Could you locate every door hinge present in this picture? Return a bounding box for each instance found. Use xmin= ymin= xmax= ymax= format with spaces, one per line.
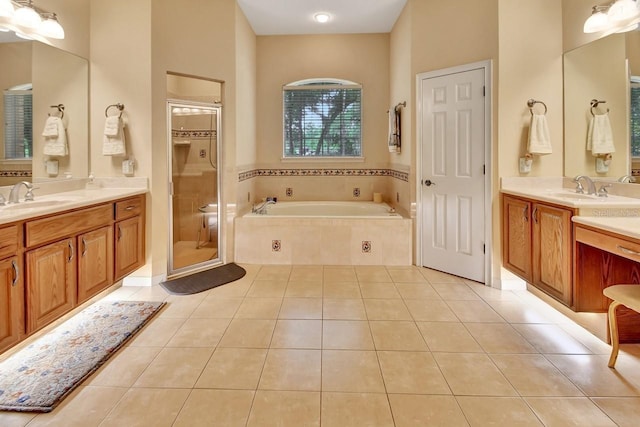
xmin=483 ymin=244 xmax=485 ymax=254
xmin=482 ymin=85 xmax=486 ymax=97
xmin=483 ymin=164 xmax=486 ymax=175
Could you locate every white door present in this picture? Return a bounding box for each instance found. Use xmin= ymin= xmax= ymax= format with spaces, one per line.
xmin=420 ymin=67 xmax=486 ymax=282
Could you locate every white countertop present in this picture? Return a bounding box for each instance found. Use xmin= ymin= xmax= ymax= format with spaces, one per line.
xmin=572 ymin=216 xmax=640 ymax=241
xmin=0 ymin=178 xmax=147 ymax=225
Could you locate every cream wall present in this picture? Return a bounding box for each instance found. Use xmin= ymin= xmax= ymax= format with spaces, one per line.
xmin=39 ymin=0 xmax=90 ymax=59
xmin=497 ymin=0 xmax=564 ymax=178
xmin=256 ymin=34 xmax=390 ymax=169
xmin=564 ymin=34 xmax=628 ymax=178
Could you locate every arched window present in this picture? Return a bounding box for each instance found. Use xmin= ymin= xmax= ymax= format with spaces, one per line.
xmin=283 ymin=78 xmax=362 ymax=158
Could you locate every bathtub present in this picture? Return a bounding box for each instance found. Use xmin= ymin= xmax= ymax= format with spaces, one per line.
xmin=246 ymin=201 xmax=402 ymax=218
xmin=235 ymin=201 xmax=412 ymax=265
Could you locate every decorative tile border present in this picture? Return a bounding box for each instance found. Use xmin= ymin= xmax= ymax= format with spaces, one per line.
xmin=0 ymin=170 xmax=32 ymax=178
xmin=238 ymin=168 xmax=409 ymax=182
xmin=171 ymin=129 xmax=216 ymax=139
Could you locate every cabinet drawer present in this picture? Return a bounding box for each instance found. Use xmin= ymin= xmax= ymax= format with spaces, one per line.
xmin=0 ymin=225 xmax=18 ymax=259
xmin=26 ymin=204 xmax=113 ymax=248
xmin=115 ymin=197 xmax=143 ymax=221
xmin=576 ymin=226 xmax=640 ymax=264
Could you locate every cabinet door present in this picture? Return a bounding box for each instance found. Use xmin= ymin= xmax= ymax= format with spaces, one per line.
xmin=115 ymin=216 xmax=144 ymax=281
xmin=26 ymin=239 xmax=76 ymax=334
xmin=502 ymin=195 xmax=532 ymax=281
xmin=532 ymin=203 xmax=572 ymax=306
xmin=0 ymin=257 xmax=24 ymax=353
xmin=77 ymin=226 xmax=114 ymax=304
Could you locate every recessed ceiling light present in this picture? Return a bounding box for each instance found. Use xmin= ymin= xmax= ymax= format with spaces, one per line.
xmin=314 ymin=13 xmax=331 ymax=24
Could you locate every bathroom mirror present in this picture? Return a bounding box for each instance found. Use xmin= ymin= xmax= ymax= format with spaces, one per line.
xmin=0 ymin=38 xmax=89 ymax=185
xmin=564 ymin=31 xmax=640 ymax=179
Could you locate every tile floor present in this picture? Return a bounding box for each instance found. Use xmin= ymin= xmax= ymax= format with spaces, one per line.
xmin=2 ymin=264 xmax=640 ymax=426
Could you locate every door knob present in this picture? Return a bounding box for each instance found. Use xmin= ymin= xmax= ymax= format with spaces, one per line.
xmin=423 ymin=179 xmax=436 ymax=187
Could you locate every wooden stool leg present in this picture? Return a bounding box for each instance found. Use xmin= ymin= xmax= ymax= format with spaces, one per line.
xmin=608 ymin=301 xmax=622 ymax=368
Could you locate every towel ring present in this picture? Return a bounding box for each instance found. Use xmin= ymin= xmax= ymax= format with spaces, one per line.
xmin=105 ymin=103 xmax=125 ymax=118
xmin=48 ymin=104 xmax=64 ymax=118
xmin=590 ymin=99 xmax=609 ymax=116
xmin=527 ymin=99 xmax=547 ymax=115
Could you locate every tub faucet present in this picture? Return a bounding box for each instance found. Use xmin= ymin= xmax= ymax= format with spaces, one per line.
xmin=618 ymin=175 xmax=637 ymax=183
xmin=8 ymin=181 xmax=34 ymax=203
xmin=252 ymin=200 xmax=275 ymax=214
xmin=573 ymin=175 xmax=596 ymax=195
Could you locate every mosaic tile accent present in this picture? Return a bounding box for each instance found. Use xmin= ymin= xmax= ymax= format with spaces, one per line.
xmin=0 ymin=170 xmax=32 ymax=178
xmin=238 ymin=168 xmax=409 ymax=182
xmin=171 ymin=129 xmax=216 ymax=139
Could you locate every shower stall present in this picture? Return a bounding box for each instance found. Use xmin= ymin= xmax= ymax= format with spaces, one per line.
xmin=167 ymin=100 xmax=222 ymax=277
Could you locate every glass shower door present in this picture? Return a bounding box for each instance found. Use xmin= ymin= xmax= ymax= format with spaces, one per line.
xmin=167 ymin=101 xmax=221 ymax=276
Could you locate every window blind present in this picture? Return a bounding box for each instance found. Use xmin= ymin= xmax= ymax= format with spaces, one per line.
xmin=283 ymin=84 xmax=361 ymax=157
xmin=632 ymin=86 xmax=640 ymax=158
xmin=3 ymin=90 xmax=33 ymax=159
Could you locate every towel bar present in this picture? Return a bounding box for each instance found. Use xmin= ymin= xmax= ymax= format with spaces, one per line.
xmin=526 ymin=99 xmax=547 ymax=115
xmin=48 ymin=104 xmax=64 ymax=118
xmin=590 ymin=99 xmax=609 ymax=116
xmin=105 ymin=103 xmax=125 ymax=118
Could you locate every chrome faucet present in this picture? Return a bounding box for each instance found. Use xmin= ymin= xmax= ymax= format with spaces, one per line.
xmin=573 ymin=175 xmax=597 ymax=195
xmin=618 ymin=175 xmax=637 ymax=183
xmin=8 ymin=181 xmax=34 ymax=203
xmin=252 ymin=200 xmax=275 ymax=214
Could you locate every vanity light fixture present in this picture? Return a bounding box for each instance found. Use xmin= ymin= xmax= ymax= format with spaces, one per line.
xmin=0 ymin=0 xmax=64 ymax=40
xmin=584 ymin=0 xmax=640 ymax=33
xmin=314 ymin=12 xmax=331 ymax=24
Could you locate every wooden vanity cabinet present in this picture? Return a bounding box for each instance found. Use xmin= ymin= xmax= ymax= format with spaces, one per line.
xmin=114 ymin=196 xmax=145 ymax=281
xmin=0 ymin=225 xmax=24 ymax=354
xmin=26 ymin=238 xmax=76 ymax=333
xmin=502 ymin=194 xmax=575 ymax=306
xmin=77 ymin=226 xmax=114 ymax=304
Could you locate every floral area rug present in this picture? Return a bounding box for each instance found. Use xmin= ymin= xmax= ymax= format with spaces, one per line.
xmin=0 ymin=300 xmax=164 ymax=412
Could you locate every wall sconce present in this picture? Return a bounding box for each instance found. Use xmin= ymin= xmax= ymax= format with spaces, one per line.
xmin=584 ymin=0 xmax=640 ymax=33
xmin=0 ymin=0 xmax=65 ymax=40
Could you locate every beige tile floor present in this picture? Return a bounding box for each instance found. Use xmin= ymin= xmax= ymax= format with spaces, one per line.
xmin=2 ymin=264 xmax=640 ymax=426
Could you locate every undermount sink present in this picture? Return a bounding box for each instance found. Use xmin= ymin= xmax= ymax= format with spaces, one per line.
xmin=547 ymin=192 xmax=598 ymax=200
xmin=1 ymin=200 xmax=70 ymax=211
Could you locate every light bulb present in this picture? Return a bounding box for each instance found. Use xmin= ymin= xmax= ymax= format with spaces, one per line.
xmin=14 ymin=5 xmax=41 ymax=29
xmin=608 ymin=0 xmax=638 ymax=22
xmin=314 ymin=13 xmax=330 ymax=23
xmin=0 ymin=0 xmax=13 ymax=19
xmin=583 ymin=8 xmax=609 ymax=33
xmin=40 ymin=15 xmax=64 ymax=39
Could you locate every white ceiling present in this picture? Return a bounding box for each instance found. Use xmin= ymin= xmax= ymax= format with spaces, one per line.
xmin=236 ymin=0 xmax=408 ymax=35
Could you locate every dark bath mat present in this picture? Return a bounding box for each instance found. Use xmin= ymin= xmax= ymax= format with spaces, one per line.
xmin=160 ymin=263 xmax=246 ymax=295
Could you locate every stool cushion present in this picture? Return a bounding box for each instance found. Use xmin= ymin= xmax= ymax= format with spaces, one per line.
xmin=603 ymin=285 xmax=640 ymax=313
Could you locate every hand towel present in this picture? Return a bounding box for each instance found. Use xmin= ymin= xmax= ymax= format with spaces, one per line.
xmin=527 ymin=114 xmax=552 ymax=155
xmin=103 ymin=116 xmax=120 ymax=137
xmin=41 ymin=116 xmax=60 ymax=137
xmin=587 ymin=114 xmax=615 ymax=156
xmin=42 ymin=117 xmax=68 ymax=157
xmin=102 ymin=117 xmax=126 ymax=156
xmin=388 ymin=107 xmax=401 ymax=153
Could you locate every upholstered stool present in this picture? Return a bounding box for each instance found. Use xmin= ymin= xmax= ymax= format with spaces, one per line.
xmin=603 ymin=284 xmax=640 ymax=368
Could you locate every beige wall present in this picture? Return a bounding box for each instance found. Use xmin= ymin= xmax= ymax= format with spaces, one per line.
xmin=39 ymin=0 xmax=90 ymax=59
xmin=564 ymin=34 xmax=628 ymax=178
xmin=256 ymin=34 xmax=390 ymax=169
xmin=498 ymin=0 xmax=564 ymax=178
xmin=562 ymin=0 xmax=603 ymax=53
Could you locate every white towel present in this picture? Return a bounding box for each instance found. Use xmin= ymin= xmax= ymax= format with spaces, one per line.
xmin=587 ymin=114 xmax=615 ymax=156
xmin=388 ymin=107 xmax=400 ymax=153
xmin=42 ymin=117 xmax=68 ymax=157
xmin=102 ymin=117 xmax=126 ymax=156
xmin=41 ymin=116 xmax=60 ymax=137
xmin=527 ymin=114 xmax=552 ymax=155
xmin=103 ymin=116 xmax=120 ymax=137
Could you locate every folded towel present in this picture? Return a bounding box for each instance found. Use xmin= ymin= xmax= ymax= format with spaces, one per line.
xmin=388 ymin=107 xmax=401 ymax=153
xmin=587 ymin=114 xmax=615 ymax=156
xmin=104 ymin=116 xmax=120 ymax=137
xmin=102 ymin=116 xmax=126 ymax=156
xmin=527 ymin=114 xmax=552 ymax=155
xmin=42 ymin=116 xmax=60 ymax=137
xmin=42 ymin=117 xmax=68 ymax=157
